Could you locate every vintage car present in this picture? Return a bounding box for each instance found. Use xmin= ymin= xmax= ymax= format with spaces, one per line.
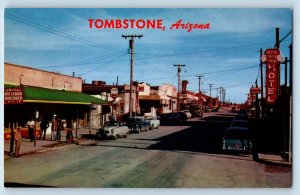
xmin=126 ymin=117 xmax=150 ymax=133
xmin=182 ymin=110 xmax=192 ymax=119
xmin=145 ymin=116 xmax=160 ymax=129
xmin=97 ymin=122 xmax=129 ymax=139
xmin=222 ymin=127 xmax=252 ymax=153
xmin=160 ymin=112 xmax=188 ymax=123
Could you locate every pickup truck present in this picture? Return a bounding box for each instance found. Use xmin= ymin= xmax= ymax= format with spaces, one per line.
xmin=145 ymin=116 xmax=160 ymax=130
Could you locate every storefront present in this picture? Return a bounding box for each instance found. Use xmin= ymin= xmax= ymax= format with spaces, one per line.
xmin=4 ymin=84 xmax=108 ymax=140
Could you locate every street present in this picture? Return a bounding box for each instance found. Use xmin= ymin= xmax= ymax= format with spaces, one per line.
xmin=4 ymin=112 xmax=291 ymax=188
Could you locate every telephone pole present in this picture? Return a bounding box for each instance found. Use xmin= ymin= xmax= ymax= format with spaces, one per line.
xmin=208 ymin=84 xmax=214 ymax=98
xmin=174 ymin=64 xmax=186 ymax=111
xmin=122 ymin=34 xmax=143 ymax=117
xmin=196 ymin=75 xmax=204 ymax=104
xmin=219 ymin=87 xmax=222 ymax=105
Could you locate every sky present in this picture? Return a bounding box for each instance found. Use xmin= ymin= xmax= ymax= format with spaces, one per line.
xmin=4 ymin=8 xmax=292 ymax=103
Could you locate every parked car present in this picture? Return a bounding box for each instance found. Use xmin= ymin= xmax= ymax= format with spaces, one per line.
xmin=145 ymin=116 xmax=160 ymax=129
xmin=159 ymin=113 xmax=173 ymax=123
xmin=222 ymin=127 xmax=252 ymax=153
xmin=160 ymin=112 xmax=188 ymax=123
xmin=126 ymin=117 xmax=150 ymax=133
xmin=182 ymin=110 xmax=192 ymax=119
xmin=97 ymin=122 xmax=129 ymax=139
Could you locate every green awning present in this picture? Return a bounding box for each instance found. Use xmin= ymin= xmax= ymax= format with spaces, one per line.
xmin=5 ymin=84 xmax=107 ymax=105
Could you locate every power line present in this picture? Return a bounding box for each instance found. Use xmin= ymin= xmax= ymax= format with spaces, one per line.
xmin=38 ymin=51 xmax=128 ymax=69
xmin=134 ymin=40 xmax=288 ymax=61
xmin=280 ymin=30 xmax=292 ymax=44
xmin=6 ymin=12 xmax=124 ymax=52
xmin=83 ymin=53 xmax=128 ymax=75
xmin=118 ymin=64 xmax=258 ymax=83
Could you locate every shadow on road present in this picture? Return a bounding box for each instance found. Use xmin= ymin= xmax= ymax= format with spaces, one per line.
xmin=148 ymin=114 xmax=234 ymax=154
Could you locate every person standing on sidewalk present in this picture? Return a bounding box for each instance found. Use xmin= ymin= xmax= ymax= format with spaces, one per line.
xmin=56 ymin=118 xmax=63 ymax=141
xmin=14 ymin=127 xmax=22 ymax=158
xmin=26 ymin=119 xmax=35 ymax=142
xmin=40 ymin=118 xmax=49 ymax=140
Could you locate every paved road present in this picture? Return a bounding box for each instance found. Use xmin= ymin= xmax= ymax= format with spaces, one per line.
xmin=4 ymin=112 xmax=291 ymax=188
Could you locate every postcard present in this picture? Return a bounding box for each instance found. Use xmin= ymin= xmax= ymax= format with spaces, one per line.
xmin=3 ymin=8 xmax=292 ymax=188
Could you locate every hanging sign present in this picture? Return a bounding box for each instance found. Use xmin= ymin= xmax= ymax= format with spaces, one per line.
xmin=264 ymin=48 xmax=280 ymax=104
xmin=4 ymin=88 xmax=24 ymax=104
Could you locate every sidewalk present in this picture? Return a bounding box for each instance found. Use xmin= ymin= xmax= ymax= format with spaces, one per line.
xmin=4 ymin=127 xmax=99 ymax=159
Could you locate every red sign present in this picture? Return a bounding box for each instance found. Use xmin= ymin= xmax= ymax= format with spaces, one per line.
xmin=138 ymin=86 xmax=144 ymax=92
xmin=250 ymin=87 xmax=261 ymax=95
xmin=4 ymin=88 xmax=24 ymax=104
xmin=265 ymin=48 xmax=280 ymax=104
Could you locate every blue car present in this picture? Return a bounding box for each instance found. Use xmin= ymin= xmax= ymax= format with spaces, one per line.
xmin=126 ymin=117 xmax=150 ymax=133
xmin=222 ymin=127 xmax=252 ymax=154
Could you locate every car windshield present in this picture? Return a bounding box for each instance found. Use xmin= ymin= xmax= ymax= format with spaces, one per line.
xmin=231 ymin=121 xmax=248 ymax=128
xmin=225 ymin=129 xmax=250 ymax=139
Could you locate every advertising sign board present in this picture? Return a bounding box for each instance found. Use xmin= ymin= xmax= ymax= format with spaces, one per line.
xmin=265 ymin=48 xmax=280 ymax=104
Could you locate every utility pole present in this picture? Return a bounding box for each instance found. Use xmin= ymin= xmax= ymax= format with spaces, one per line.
xmin=288 ymin=42 xmax=292 ymax=163
xmin=260 ymin=48 xmax=264 ymax=118
xmin=208 ymin=84 xmax=214 ymax=98
xmin=275 ymin=28 xmax=280 ymax=98
xmin=208 ymin=84 xmax=214 ymax=108
xmin=122 ymin=34 xmax=143 ymax=118
xmin=219 ymin=87 xmax=222 ymax=104
xmin=174 ymin=64 xmax=186 ymax=111
xmin=196 ymin=75 xmax=204 ymax=104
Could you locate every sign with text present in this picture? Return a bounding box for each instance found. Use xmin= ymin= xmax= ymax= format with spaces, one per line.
xmin=265 ymin=48 xmax=280 ymax=104
xmin=4 ymin=88 xmax=24 ymax=104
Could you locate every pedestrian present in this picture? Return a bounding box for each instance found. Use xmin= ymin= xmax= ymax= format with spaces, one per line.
xmin=56 ymin=118 xmax=63 ymax=141
xmin=40 ymin=118 xmax=49 ymax=140
xmin=26 ymin=118 xmax=35 ymax=142
xmin=14 ymin=127 xmax=22 ymax=158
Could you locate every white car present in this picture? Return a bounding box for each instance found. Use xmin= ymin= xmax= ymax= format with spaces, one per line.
xmin=145 ymin=116 xmax=160 ymax=129
xmin=98 ymin=122 xmax=129 ymax=139
xmin=182 ymin=110 xmax=192 ymax=119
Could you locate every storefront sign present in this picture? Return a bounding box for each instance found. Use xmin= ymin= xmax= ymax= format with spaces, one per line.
xmin=138 ymin=86 xmax=144 ymax=92
xmin=264 ymin=48 xmax=280 ymax=104
xmin=4 ymin=88 xmax=24 ymax=104
xmin=250 ymin=87 xmax=261 ymax=95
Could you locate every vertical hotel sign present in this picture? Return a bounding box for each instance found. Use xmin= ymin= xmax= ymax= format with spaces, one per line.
xmin=4 ymin=88 xmax=24 ymax=104
xmin=264 ymin=48 xmax=280 ymax=104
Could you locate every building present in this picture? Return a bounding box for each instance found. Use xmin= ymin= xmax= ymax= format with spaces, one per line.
xmin=4 ymin=63 xmax=107 ymax=139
